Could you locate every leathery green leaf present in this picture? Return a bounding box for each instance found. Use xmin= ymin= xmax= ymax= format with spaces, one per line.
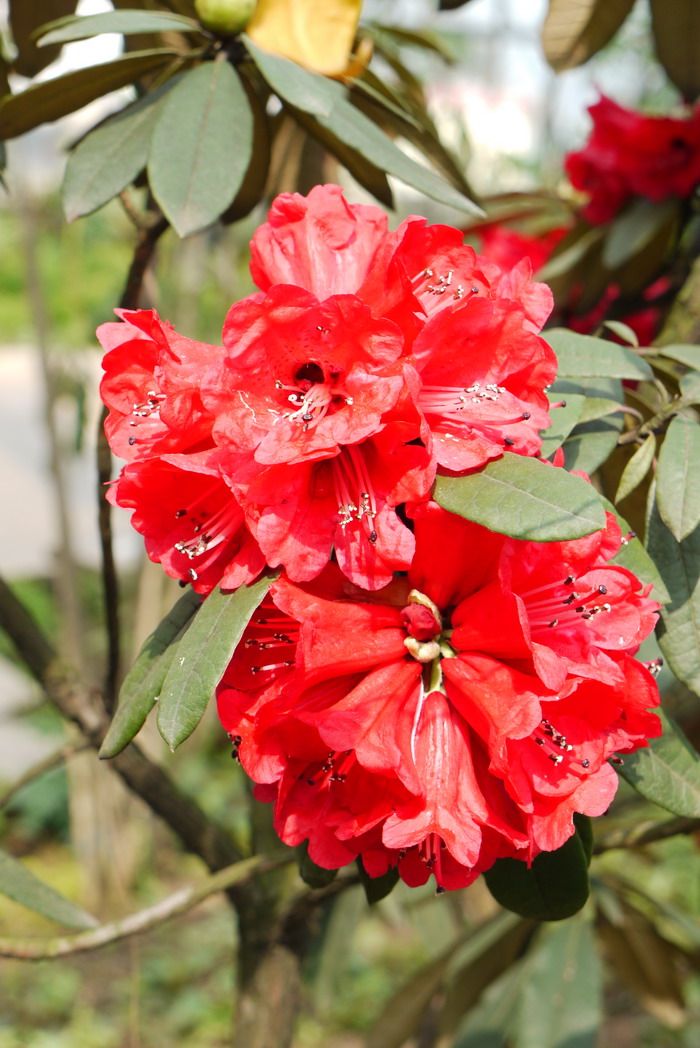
xmin=148 ymin=60 xmax=254 ymax=237
xmin=99 ymin=588 xmax=201 ymax=759
xmin=0 ymin=849 xmax=98 ymax=929
xmin=157 ymin=574 xmax=276 ymax=750
xmin=615 ymin=434 xmax=656 ymax=503
xmin=36 ymin=10 xmax=200 ymax=46
xmin=620 ymin=710 xmax=700 ymax=818
xmin=656 ymin=414 xmax=700 ymax=541
xmin=484 ymin=826 xmax=590 ymax=921
xmin=433 ymin=454 xmax=605 ymax=542
xmin=539 ymin=394 xmax=585 ymax=458
xmin=541 ymin=0 xmax=635 ymax=71
xmin=597 ymin=495 xmax=670 ymax=603
xmin=546 ymin=328 xmax=653 ymax=381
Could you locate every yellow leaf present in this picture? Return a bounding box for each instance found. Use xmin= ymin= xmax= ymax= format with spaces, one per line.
xmin=246 ymin=0 xmax=363 ymax=76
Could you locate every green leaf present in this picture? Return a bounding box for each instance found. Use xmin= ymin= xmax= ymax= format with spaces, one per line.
xmin=541 ymin=0 xmax=635 ymax=71
xmin=0 ymin=50 xmax=178 ymax=139
xmin=148 ymin=60 xmax=254 ymax=237
xmin=602 ymin=319 xmax=639 ymax=346
xmin=563 ymin=414 xmax=625 ymax=474
xmin=454 ymin=960 xmax=528 ymax=1048
xmin=484 ymin=829 xmax=590 ymax=921
xmin=244 ymin=36 xmax=482 ymax=216
xmin=539 ymin=394 xmax=586 ymax=458
xmin=356 ymin=860 xmax=399 ymax=906
xmin=546 ymin=328 xmax=653 ymax=381
xmin=0 ymin=848 xmax=98 ymax=929
xmin=620 ymin=710 xmax=700 ymax=818
xmin=646 ymin=486 xmax=700 ymax=692
xmin=650 ymin=0 xmax=700 ymax=102
xmin=657 ymin=344 xmax=700 ymax=368
xmin=157 ymin=574 xmax=275 ymax=750
xmin=36 ymin=9 xmax=200 ymax=45
xmin=615 ymin=434 xmax=656 ymax=503
xmin=433 ymin=454 xmax=605 ymax=542
xmin=602 ymin=198 xmax=679 ymax=270
xmin=9 ymin=0 xmax=77 ymax=78
xmin=680 ymin=370 xmax=700 ymax=403
xmin=656 ymin=415 xmax=700 ymax=541
xmin=514 ymin=912 xmax=602 ymax=1048
xmin=99 ymin=588 xmax=201 ymax=759
xmin=62 ymin=81 xmax=174 ymax=221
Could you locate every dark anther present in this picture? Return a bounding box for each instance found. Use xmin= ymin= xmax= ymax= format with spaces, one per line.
xmin=175 ymin=509 xmax=187 ymax=518
xmin=598 ymin=585 xmax=607 ymax=594
xmin=435 ymin=885 xmax=446 ymax=894
xmin=564 ymin=575 xmax=574 ymax=585
xmin=128 ymin=436 xmax=136 ymax=445
xmin=522 ymin=412 xmax=531 ymax=420
xmin=369 ymin=530 xmax=378 ymax=544
xmin=581 ymin=758 xmax=590 ymax=769
xmin=504 ymin=437 xmax=515 ymax=446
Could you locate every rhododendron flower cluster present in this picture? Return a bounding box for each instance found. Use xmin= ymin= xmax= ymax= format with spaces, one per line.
xmin=100 ymin=184 xmax=662 ymax=894
xmin=217 ymin=503 xmax=660 ymax=891
xmin=565 ymin=94 xmax=700 ymax=224
xmin=100 ymin=184 xmax=556 ymax=592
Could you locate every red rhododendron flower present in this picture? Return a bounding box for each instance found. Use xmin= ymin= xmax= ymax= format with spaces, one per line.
xmin=476 ymin=225 xmax=568 ymax=274
xmin=565 ymin=94 xmax=700 ymax=224
xmin=101 ymin=185 xmax=558 ymax=591
xmin=217 ymin=499 xmax=661 ymax=891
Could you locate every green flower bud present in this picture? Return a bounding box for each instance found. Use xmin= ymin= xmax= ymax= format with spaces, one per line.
xmin=195 ymin=0 xmax=257 ymax=36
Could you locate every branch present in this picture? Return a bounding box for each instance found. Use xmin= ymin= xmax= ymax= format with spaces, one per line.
xmin=593 ymin=814 xmax=700 ymax=854
xmin=0 ymin=853 xmax=291 ymax=961
xmin=0 ymin=742 xmax=91 ymax=809
xmin=0 ymin=575 xmax=243 ymax=875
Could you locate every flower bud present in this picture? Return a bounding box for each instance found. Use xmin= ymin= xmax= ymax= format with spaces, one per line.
xmin=195 ymin=0 xmax=256 ymax=36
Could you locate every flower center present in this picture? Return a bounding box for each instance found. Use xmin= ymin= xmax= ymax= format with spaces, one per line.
xmin=172 ymin=483 xmax=244 ymax=582
xmin=332 ymin=446 xmax=378 ymax=543
xmin=275 ymin=360 xmax=353 ymax=432
xmin=411 ymin=268 xmax=482 ymax=317
xmin=520 ymin=574 xmax=615 ymax=633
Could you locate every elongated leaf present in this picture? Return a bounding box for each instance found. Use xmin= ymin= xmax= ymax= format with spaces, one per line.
xmin=0 ymin=50 xmax=177 ymax=140
xmin=36 ymin=10 xmax=200 ymax=45
xmin=542 ymin=0 xmax=635 ymax=71
xmin=484 ymin=827 xmax=590 ymax=921
xmin=454 ymin=960 xmax=527 ymax=1048
xmin=357 ymin=861 xmax=399 ymax=905
xmin=157 ymin=574 xmax=275 ymax=750
xmin=680 ymin=370 xmax=700 ymax=403
xmin=546 ymin=328 xmax=653 ymax=381
xmin=100 ymin=589 xmax=201 ymax=759
xmin=563 ymin=414 xmax=624 ymax=474
xmin=297 ymin=843 xmax=338 ymax=889
xmin=620 ymin=710 xmax=700 ymax=818
xmin=646 ymin=487 xmax=700 ymax=692
xmin=602 ymin=198 xmax=679 ymax=270
xmin=651 ymin=0 xmax=700 ymax=101
xmin=603 ymin=319 xmax=640 ymax=346
xmin=598 ymin=495 xmax=670 ymax=602
xmin=514 ymin=911 xmax=601 ymax=1048
xmin=433 ymin=454 xmax=605 ymax=542
xmin=539 ymin=394 xmax=586 ymax=458
xmin=657 ymin=344 xmax=700 ymax=368
xmin=244 ymin=36 xmax=482 ymax=215
xmin=0 ymin=849 xmax=97 ymax=929
xmin=615 ymin=434 xmax=656 ymax=503
xmin=63 ymin=80 xmax=174 ymax=220
xmin=656 ymin=415 xmax=700 ymax=541
xmin=148 ymin=60 xmax=254 ymax=237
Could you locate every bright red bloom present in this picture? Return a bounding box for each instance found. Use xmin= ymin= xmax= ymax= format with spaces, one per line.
xmin=565 ymin=94 xmax=700 ymax=224
xmin=217 ymin=498 xmax=660 ymax=891
xmin=101 ymin=186 xmax=558 ymax=591
xmin=476 ymin=225 xmax=568 ymax=274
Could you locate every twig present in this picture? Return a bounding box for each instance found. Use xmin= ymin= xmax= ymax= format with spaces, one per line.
xmin=593 ymin=814 xmax=700 ymax=854
xmin=99 ymin=212 xmax=170 ymax=713
xmin=0 ymin=853 xmax=291 ymax=960
xmin=0 ymin=742 xmax=91 ymax=809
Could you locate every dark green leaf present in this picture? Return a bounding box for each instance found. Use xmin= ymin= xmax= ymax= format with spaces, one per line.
xmin=574 ymin=814 xmax=593 ymax=865
xmin=244 ymin=36 xmax=482 ymax=216
xmin=484 ymin=829 xmax=590 ymax=921
xmin=357 ymin=859 xmax=399 ymax=906
xmin=157 ymin=574 xmax=275 ymax=750
xmin=615 ymin=434 xmax=656 ymax=503
xmin=598 ymin=495 xmax=670 ymax=603
xmin=36 ymin=9 xmax=200 ymax=45
xmin=651 ymin=0 xmax=700 ymax=101
xmin=546 ymin=328 xmax=653 ymax=381
xmin=0 ymin=848 xmax=98 ymax=929
xmin=539 ymin=394 xmax=586 ymax=458
xmin=454 ymin=960 xmax=528 ymax=1048
xmin=541 ymin=0 xmax=635 ymax=71
xmin=602 ymin=198 xmax=679 ymax=270
xmin=433 ymin=454 xmax=605 ymax=542
xmin=562 ymin=414 xmax=625 ymax=474
xmin=9 ymin=0 xmax=77 ymax=77
xmin=63 ymin=81 xmax=174 ymax=220
xmin=367 ymin=23 xmax=457 ymax=62
xmin=656 ymin=415 xmax=700 ymax=541
xmin=620 ymin=710 xmax=700 ymax=818
xmin=99 ymin=589 xmax=201 ymax=759
xmin=0 ymin=50 xmax=178 ymax=140
xmin=297 ymin=843 xmax=338 ymax=889
xmin=514 ymin=912 xmax=602 ymax=1048
xmin=149 ymin=60 xmax=254 ymax=237
xmin=646 ymin=486 xmax=700 ymax=692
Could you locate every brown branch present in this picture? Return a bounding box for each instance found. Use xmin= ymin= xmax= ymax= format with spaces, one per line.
xmin=593 ymin=814 xmax=700 ymax=854
xmin=0 ymin=742 xmax=91 ymax=809
xmin=99 ymin=212 xmax=170 ymax=713
xmin=0 ymin=854 xmax=290 ymax=961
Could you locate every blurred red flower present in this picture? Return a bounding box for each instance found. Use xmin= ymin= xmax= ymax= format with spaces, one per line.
xmin=217 ymin=499 xmax=660 ymax=891
xmin=565 ymin=94 xmax=700 ymax=224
